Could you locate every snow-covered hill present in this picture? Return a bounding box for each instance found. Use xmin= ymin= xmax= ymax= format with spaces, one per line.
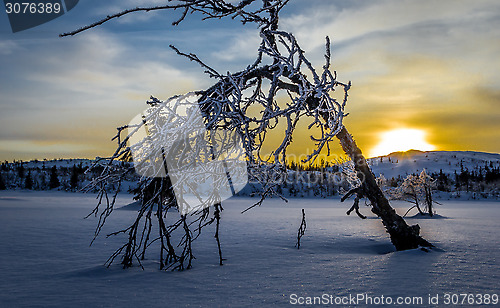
xmin=368 ymin=150 xmax=500 ymax=179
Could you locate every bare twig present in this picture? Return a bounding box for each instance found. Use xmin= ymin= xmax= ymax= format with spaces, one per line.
xmin=296 ymin=209 xmax=306 ymax=249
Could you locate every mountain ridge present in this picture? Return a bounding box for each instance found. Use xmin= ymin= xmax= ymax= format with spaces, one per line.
xmin=367 ymin=150 xmax=500 ymax=179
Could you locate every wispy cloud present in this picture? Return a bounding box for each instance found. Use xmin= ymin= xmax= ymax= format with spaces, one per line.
xmin=210 ymin=29 xmax=261 ymax=63
xmin=0 ymin=40 xmax=22 ymax=55
xmin=0 ymin=29 xmax=204 ymax=160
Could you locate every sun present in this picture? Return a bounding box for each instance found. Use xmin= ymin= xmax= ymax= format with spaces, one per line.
xmin=369 ymin=128 xmax=436 ymax=157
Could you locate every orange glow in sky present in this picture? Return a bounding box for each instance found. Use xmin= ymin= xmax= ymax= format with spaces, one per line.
xmin=369 ymin=128 xmax=436 ymax=157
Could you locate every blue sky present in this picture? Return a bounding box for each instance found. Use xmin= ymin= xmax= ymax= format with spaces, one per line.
xmin=1 ymin=0 xmax=499 ymax=161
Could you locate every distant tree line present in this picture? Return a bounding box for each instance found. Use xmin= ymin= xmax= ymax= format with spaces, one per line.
xmin=0 ymin=159 xmax=134 ymax=192
xmin=286 ymin=159 xmax=341 ymax=173
xmin=1 ymin=158 xmax=499 ymax=200
xmin=451 ymin=161 xmax=500 ymax=193
xmin=377 ymin=160 xmax=500 ymax=200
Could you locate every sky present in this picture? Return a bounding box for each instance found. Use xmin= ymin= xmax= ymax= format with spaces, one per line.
xmin=0 ymin=0 xmax=499 ymax=162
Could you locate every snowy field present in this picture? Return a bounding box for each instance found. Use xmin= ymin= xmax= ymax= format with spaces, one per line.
xmin=0 ymin=191 xmax=499 ymax=307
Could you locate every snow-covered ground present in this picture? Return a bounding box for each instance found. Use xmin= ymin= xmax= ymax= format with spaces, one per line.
xmin=0 ymin=191 xmax=499 ymax=307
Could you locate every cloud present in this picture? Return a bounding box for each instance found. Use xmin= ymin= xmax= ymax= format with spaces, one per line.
xmin=267 ymin=0 xmax=500 ymax=157
xmin=341 ymin=53 xmax=500 ymax=156
xmin=0 ymin=140 xmax=92 ymax=156
xmin=0 ymin=40 xmax=22 ymax=55
xmin=282 ymin=0 xmax=500 ymax=46
xmin=0 ymin=29 xmax=205 ymax=161
xmin=280 ymin=0 xmax=500 ymax=85
xmin=27 ymin=36 xmax=198 ymax=99
xmin=210 ymin=29 xmax=261 ymax=63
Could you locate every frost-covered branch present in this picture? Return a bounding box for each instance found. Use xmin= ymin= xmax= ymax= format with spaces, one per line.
xmin=388 ymin=169 xmax=439 ymax=217
xmin=191 ymin=29 xmax=349 ymax=201
xmin=60 ymin=0 xmax=290 ymax=37
xmin=68 ymin=0 xmax=356 ymax=269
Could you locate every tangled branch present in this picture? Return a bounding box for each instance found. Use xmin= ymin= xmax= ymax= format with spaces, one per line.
xmin=70 ymin=0 xmax=351 ymax=269
xmin=60 ymin=0 xmax=290 ymax=37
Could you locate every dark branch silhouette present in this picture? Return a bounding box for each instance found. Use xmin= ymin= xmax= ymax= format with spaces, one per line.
xmin=66 ymin=0 xmax=433 ymax=270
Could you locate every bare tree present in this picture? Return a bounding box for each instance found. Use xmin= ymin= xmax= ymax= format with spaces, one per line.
xmin=420 ymin=170 xmax=437 ymax=217
xmin=390 ymin=170 xmax=438 ymax=217
xmin=392 ymin=174 xmax=426 ymax=216
xmin=62 ymin=0 xmax=432 ymax=269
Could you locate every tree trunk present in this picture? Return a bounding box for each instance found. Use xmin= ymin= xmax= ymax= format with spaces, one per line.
xmin=336 ymin=127 xmax=433 ymax=250
xmin=425 ymin=185 xmax=434 ymax=217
